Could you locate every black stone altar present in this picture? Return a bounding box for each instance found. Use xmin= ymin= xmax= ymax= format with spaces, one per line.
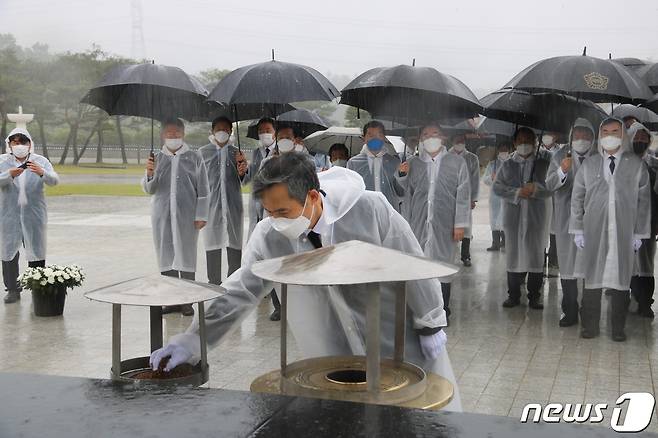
xmin=0 ymin=373 xmax=651 ymax=437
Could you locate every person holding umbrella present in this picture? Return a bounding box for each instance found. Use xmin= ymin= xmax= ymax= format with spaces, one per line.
xmin=396 ymin=123 xmax=471 ymax=319
xmin=198 ymin=116 xmax=248 ymax=286
xmin=539 ymin=131 xmax=562 ymax=276
xmin=347 ymin=120 xmax=403 ymax=211
xmin=494 ymin=127 xmax=552 ymax=310
xmin=142 ymin=118 xmax=210 ymax=316
xmin=482 ymin=142 xmax=511 ymax=251
xmin=545 ymin=118 xmax=596 ymax=327
xmin=449 ymin=133 xmax=480 ymax=267
xmin=628 ymin=122 xmax=657 ymax=319
xmin=0 ymin=128 xmax=59 ymax=304
xmin=570 ymin=117 xmax=651 ymax=341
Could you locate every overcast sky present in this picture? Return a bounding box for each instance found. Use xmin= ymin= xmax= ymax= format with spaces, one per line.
xmin=1 ymin=0 xmax=656 ymax=96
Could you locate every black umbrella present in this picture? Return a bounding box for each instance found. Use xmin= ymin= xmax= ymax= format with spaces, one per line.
xmin=476 ymin=117 xmax=517 ymax=139
xmin=641 ymin=94 xmax=658 ymax=114
xmin=503 ymin=49 xmax=653 ymax=104
xmin=81 ymin=62 xmax=209 ymax=152
xmin=208 ymin=55 xmax=339 ymax=149
xmin=611 ymin=104 xmax=658 ymax=130
xmin=340 ymin=64 xmax=482 ymax=126
xmin=636 ymin=63 xmax=658 ymax=94
xmin=481 ymin=88 xmax=607 ymax=134
xmin=246 ymin=108 xmax=331 ymax=139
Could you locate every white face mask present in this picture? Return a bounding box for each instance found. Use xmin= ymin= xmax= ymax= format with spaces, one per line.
xmin=452 ymin=143 xmax=466 ymax=152
xmin=571 ymin=139 xmax=592 ymax=154
xmin=515 ymin=143 xmax=534 ymax=156
xmin=600 ymin=135 xmax=622 ymax=152
xmin=259 ymin=133 xmax=274 ymax=148
xmin=164 ymin=138 xmax=183 ymax=151
xmin=498 ymin=152 xmax=509 ymax=161
xmin=542 ymin=135 xmax=555 ymax=146
xmin=271 ymin=196 xmax=314 ymax=240
xmin=11 ymin=144 xmax=30 ymax=159
xmin=422 ymin=137 xmax=443 ymax=154
xmin=331 ymin=159 xmax=347 ymax=168
xmin=213 ymin=131 xmax=230 ymax=144
xmin=277 ymin=139 xmax=295 ymax=153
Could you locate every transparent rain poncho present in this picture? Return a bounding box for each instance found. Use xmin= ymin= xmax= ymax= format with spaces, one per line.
xmin=198 ymin=140 xmax=244 ymax=251
xmin=483 ymin=157 xmax=505 ymax=231
xmin=141 ymin=144 xmax=210 ymax=272
xmin=570 ymin=117 xmax=651 ymax=290
xmin=0 ymin=128 xmax=59 ymax=261
xmin=545 ymin=118 xmax=595 ymax=279
xmin=493 ymin=150 xmax=552 ymax=273
xmin=179 ymin=166 xmax=461 ymax=410
xmin=395 ymin=149 xmax=471 ymax=280
xmin=347 ymin=149 xmax=404 ymax=211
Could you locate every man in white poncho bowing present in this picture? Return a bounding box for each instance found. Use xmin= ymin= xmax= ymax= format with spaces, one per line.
xmin=570 ymin=117 xmax=651 ymax=342
xmin=0 ymin=127 xmax=59 ymax=304
xmin=142 ymin=118 xmax=210 ymax=316
xmin=149 ymin=152 xmax=462 ymax=411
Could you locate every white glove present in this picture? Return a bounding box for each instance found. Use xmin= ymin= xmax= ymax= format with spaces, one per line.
xmin=419 ymin=330 xmax=447 ymax=361
xmin=633 ymin=239 xmax=643 ymax=251
xmin=150 ymin=333 xmax=200 ymax=371
xmin=574 ymin=233 xmax=585 ymax=249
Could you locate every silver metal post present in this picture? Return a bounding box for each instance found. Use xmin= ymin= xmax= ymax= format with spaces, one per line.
xmin=394 ymin=285 xmax=407 ymax=363
xmin=280 ymin=284 xmax=288 ymax=379
xmin=111 ymin=304 xmax=121 ymax=380
xmin=198 ymin=302 xmax=208 ymax=373
xmin=366 ymin=284 xmax=381 ymax=396
xmin=149 ymin=305 xmax=163 ymax=353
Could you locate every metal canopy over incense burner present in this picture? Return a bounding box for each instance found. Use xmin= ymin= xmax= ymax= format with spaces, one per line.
xmin=249 ymin=240 xmax=457 ymax=410
xmin=85 ymin=275 xmax=223 ymax=386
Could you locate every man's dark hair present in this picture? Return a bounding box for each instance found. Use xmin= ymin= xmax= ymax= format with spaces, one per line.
xmin=328 ymin=143 xmax=349 ymax=156
xmin=362 ymin=120 xmax=385 ymax=136
xmin=211 ymin=116 xmax=233 ymax=131
xmin=512 ymin=126 xmax=536 ymax=142
xmin=253 ymin=152 xmax=320 ymax=204
xmin=161 ymin=117 xmax=185 ymax=131
xmin=8 ymin=133 xmax=30 ymax=144
xmin=257 ymin=117 xmax=276 ymax=130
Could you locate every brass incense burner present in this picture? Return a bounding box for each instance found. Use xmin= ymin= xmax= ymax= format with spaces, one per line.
xmin=249 ymin=240 xmax=457 ymax=410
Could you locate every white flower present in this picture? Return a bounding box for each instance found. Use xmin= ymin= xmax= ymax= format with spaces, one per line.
xmin=43 ymin=268 xmax=54 ymax=276
xmin=57 ymin=277 xmax=63 ymax=283
xmin=33 ymin=272 xmax=42 ymax=280
xmin=40 ymin=280 xmax=47 ymax=286
xmin=54 ymin=270 xmax=63 ymax=277
xmin=63 ymin=273 xmax=70 ymax=280
xmin=47 ymin=276 xmax=55 ymax=284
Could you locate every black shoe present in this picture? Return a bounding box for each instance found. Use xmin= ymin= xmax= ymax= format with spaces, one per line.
xmin=486 ymin=245 xmax=500 ymax=252
xmin=181 ymin=304 xmax=194 ymax=316
xmin=162 ymin=305 xmax=181 ymax=314
xmin=581 ymin=328 xmax=599 ymax=339
xmin=502 ymin=298 xmax=520 ymax=308
xmin=612 ymin=331 xmax=627 ymax=342
xmin=462 ymin=258 xmax=472 ymax=267
xmin=3 ymin=290 xmax=20 ymax=304
xmin=269 ymin=309 xmax=281 ymax=321
xmin=528 ymin=298 xmax=544 ymax=310
xmin=559 ymin=315 xmax=578 ymax=327
xmin=638 ymin=307 xmax=655 ymax=319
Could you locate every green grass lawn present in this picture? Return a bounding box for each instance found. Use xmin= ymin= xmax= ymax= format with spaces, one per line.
xmin=53 ymin=164 xmax=146 ymax=175
xmin=46 ymin=183 xmax=252 ymax=197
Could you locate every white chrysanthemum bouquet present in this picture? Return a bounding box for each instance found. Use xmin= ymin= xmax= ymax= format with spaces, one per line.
xmin=19 ymin=264 xmax=85 ymax=294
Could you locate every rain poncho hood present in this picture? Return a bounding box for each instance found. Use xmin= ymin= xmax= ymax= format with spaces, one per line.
xmin=596 ymin=117 xmax=630 ymax=156
xmin=4 ymin=127 xmax=35 ymax=206
xmin=4 ymin=127 xmax=34 ymax=154
xmin=568 ymin=117 xmax=596 ymax=148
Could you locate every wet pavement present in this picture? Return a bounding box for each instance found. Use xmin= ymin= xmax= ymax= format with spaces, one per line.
xmin=1 ymin=183 xmax=658 ymax=433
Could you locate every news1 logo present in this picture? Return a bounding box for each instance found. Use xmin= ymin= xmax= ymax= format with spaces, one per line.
xmin=521 ymin=392 xmax=656 ymax=433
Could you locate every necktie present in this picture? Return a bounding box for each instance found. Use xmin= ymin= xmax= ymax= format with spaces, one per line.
xmin=307 ymin=231 xmax=323 ymax=249
xmin=265 ymin=148 xmax=270 ymax=158
xmin=579 ymin=156 xmax=585 ymax=165
xmin=609 ymin=156 xmax=616 ymax=175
